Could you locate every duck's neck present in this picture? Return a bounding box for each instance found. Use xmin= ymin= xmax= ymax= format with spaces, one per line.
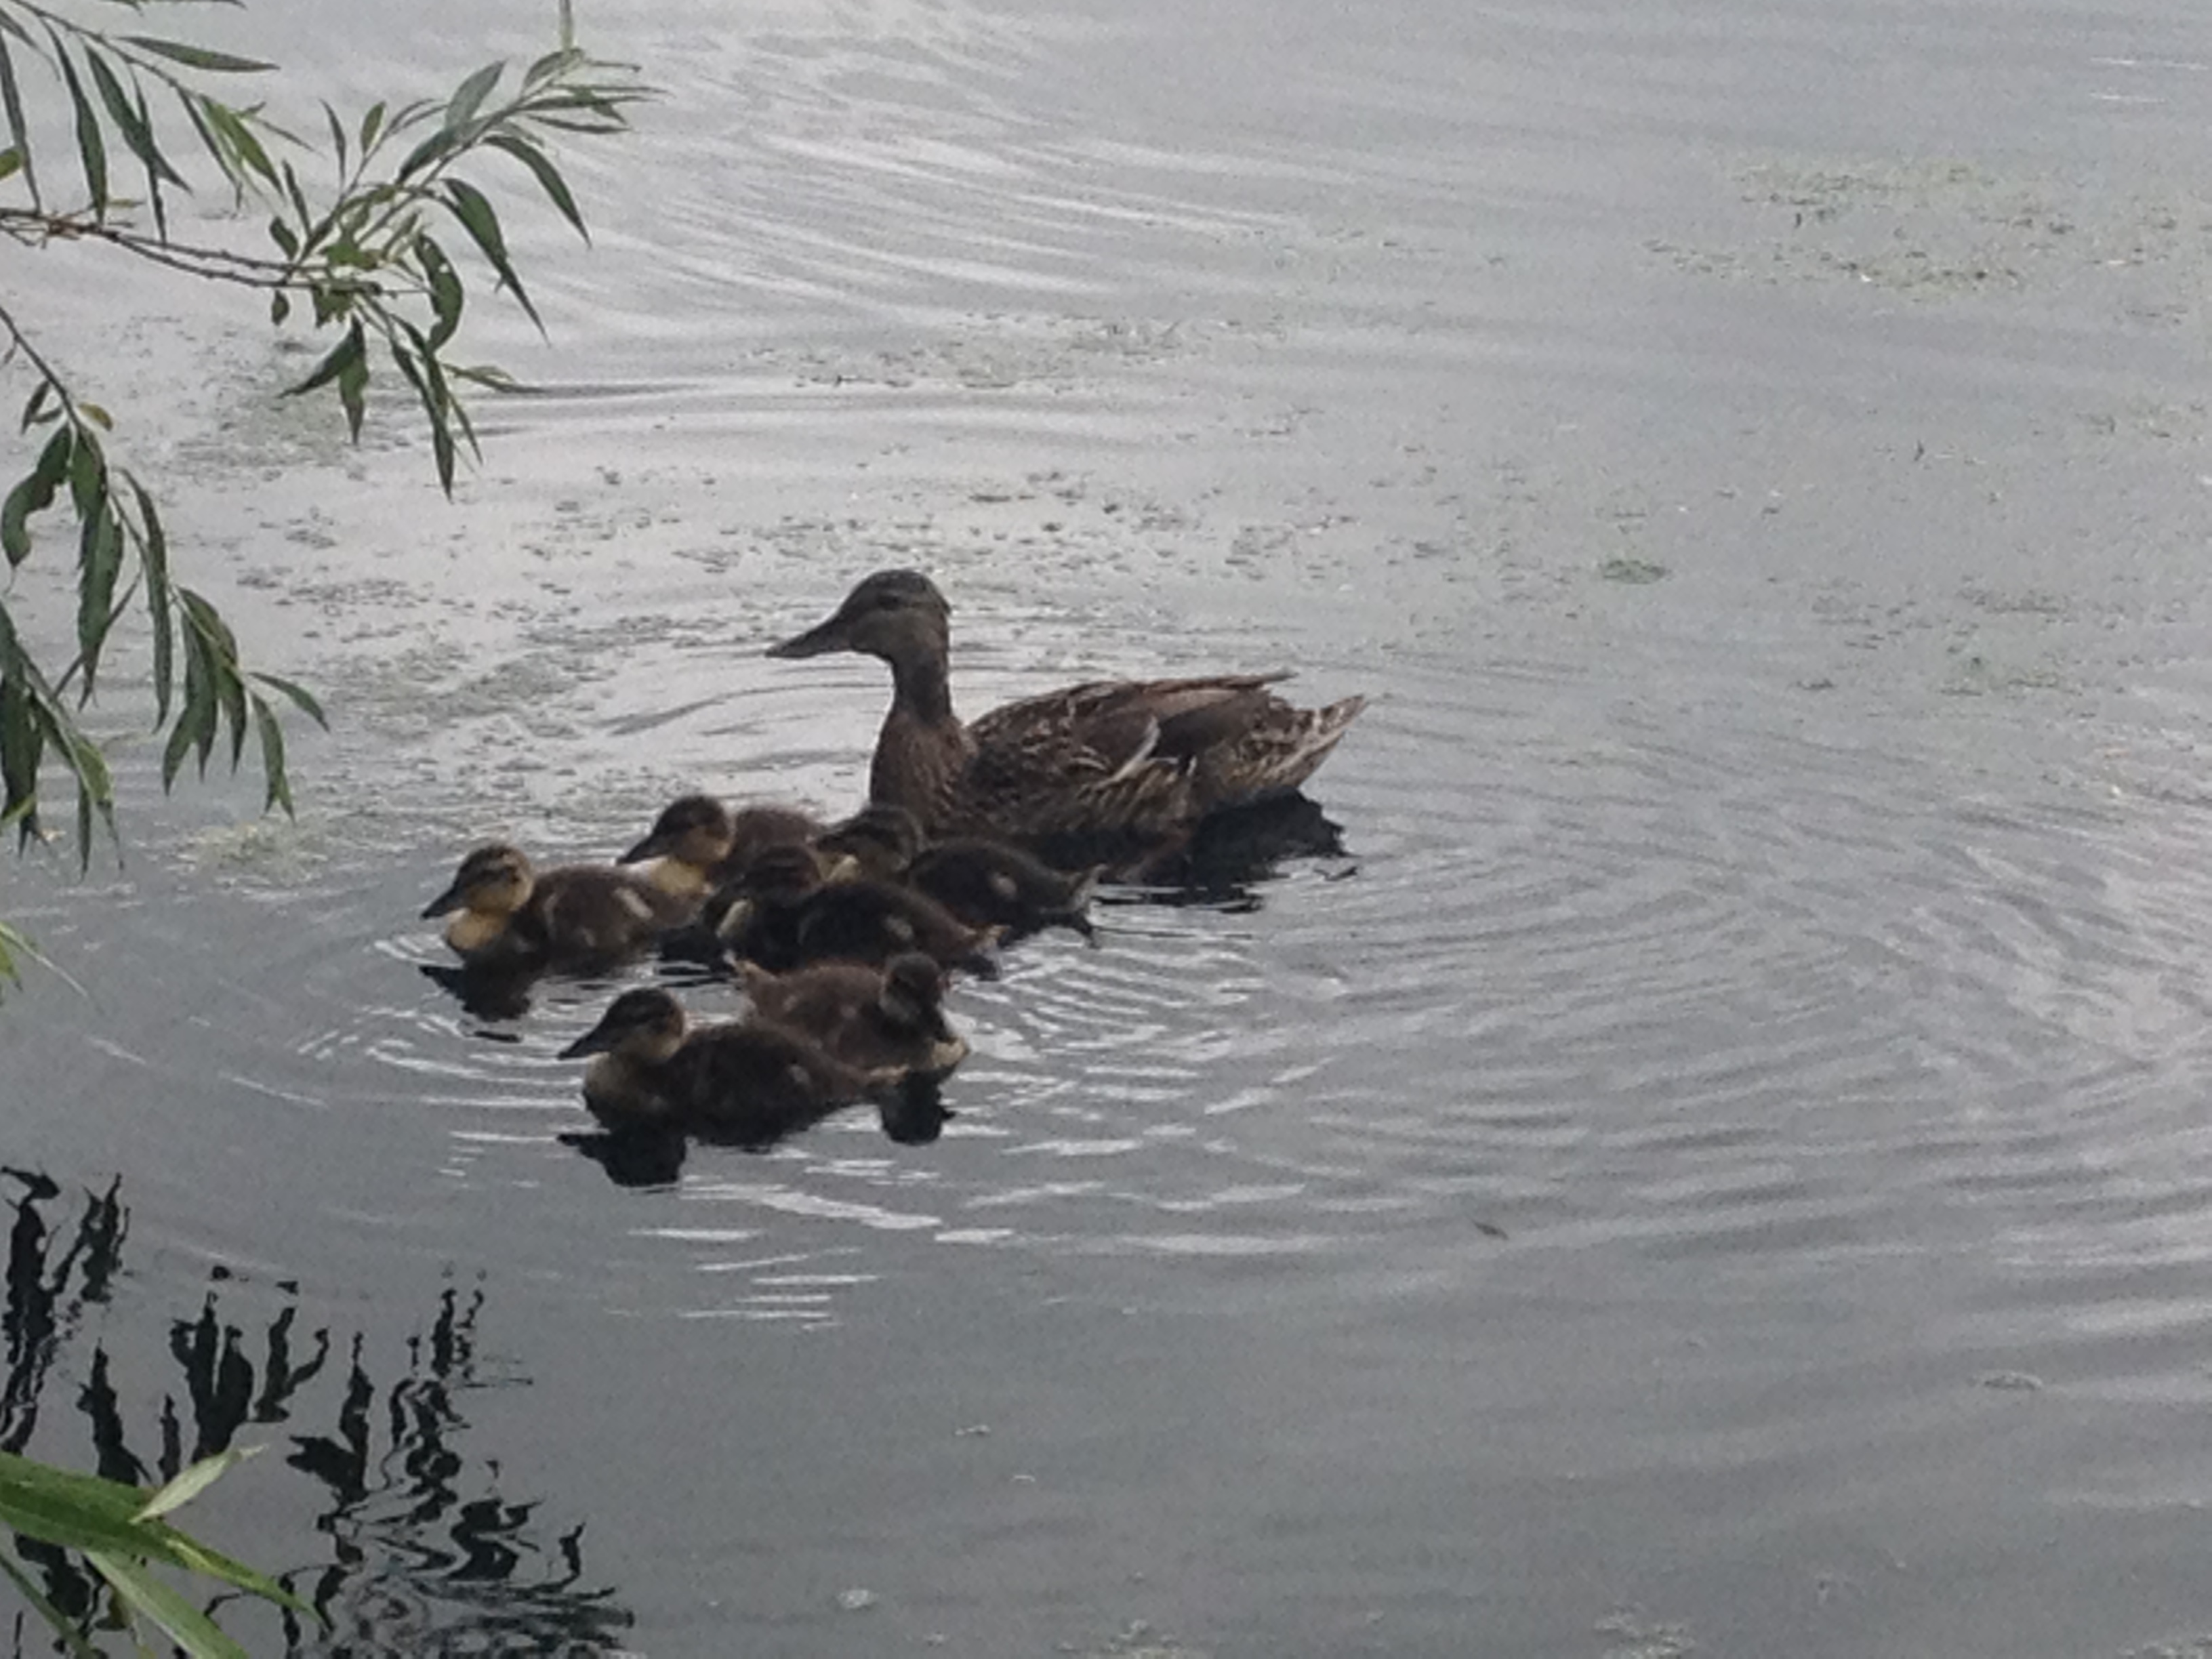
xmin=889 ymin=649 xmax=956 ymax=726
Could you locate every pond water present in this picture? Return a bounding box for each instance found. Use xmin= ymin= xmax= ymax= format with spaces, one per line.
xmin=9 ymin=0 xmax=2212 ymax=1653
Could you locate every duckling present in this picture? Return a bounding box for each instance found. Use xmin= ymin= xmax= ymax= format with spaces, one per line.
xmin=421 ymin=843 xmax=693 ymax=970
xmin=712 ymin=843 xmax=1002 ymax=979
xmin=819 ymin=803 xmax=1099 ymax=941
xmin=740 ymin=951 xmax=969 ymax=1081
xmin=619 ymin=794 xmax=825 ymax=901
xmin=815 ymin=802 xmax=928 ymax=883
xmin=557 ymin=986 xmax=895 ymax=1148
xmin=908 ymin=840 xmax=1101 ymax=943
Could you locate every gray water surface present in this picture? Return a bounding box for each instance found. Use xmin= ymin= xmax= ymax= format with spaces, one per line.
xmin=9 ymin=0 xmax=2212 ymax=1654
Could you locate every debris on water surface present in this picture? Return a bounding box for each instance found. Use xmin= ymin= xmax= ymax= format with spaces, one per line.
xmin=1975 ymin=1370 xmax=2045 ymax=1392
xmin=1599 ymin=556 xmax=1670 ymax=586
xmin=1595 ymin=1608 xmax=1696 ymax=1658
xmin=836 ymin=1586 xmax=878 ymax=1612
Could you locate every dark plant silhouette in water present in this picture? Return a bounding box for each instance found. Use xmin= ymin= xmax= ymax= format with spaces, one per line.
xmin=0 ymin=1172 xmax=634 ymax=1655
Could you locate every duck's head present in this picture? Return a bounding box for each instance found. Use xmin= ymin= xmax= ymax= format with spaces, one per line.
xmin=766 ymin=570 xmax=949 ymax=665
xmin=817 ymin=802 xmax=926 ymax=877
xmin=708 ymin=842 xmax=825 ymax=941
xmin=621 ymin=794 xmax=734 ymax=869
xmin=742 ymin=842 xmax=828 ymax=904
xmin=879 ymin=951 xmax=967 ymax=1069
xmin=878 ymin=951 xmax=952 ymax=1029
xmin=422 ymin=843 xmax=534 ymax=920
xmin=558 ymin=987 xmax=689 ymax=1064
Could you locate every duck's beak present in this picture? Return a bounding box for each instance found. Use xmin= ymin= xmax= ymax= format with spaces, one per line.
xmin=766 ymin=608 xmax=852 ymax=659
xmin=558 ymin=1019 xmax=621 ymax=1061
xmin=619 ymin=829 xmax=670 ymax=864
xmin=420 ymin=882 xmax=467 ymax=920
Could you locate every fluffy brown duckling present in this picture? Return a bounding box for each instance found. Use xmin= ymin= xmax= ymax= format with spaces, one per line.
xmin=711 ymin=844 xmax=1001 ymax=979
xmin=619 ymin=793 xmax=825 ymax=901
xmin=421 ymin=843 xmax=693 ymax=970
xmin=819 ymin=803 xmax=1099 ymax=941
xmin=815 ymin=802 xmax=928 ymax=882
xmin=557 ymin=986 xmax=897 ymax=1147
xmin=740 ymin=951 xmax=969 ymax=1081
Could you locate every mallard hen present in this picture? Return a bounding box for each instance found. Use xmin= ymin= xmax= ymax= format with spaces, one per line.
xmin=766 ymin=570 xmax=1365 ymax=861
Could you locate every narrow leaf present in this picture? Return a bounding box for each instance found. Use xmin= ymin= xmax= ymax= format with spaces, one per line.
xmin=441 ymin=177 xmax=539 ymax=331
xmin=77 ymin=506 xmax=121 ymax=697
xmin=0 ymin=29 xmax=41 ymax=210
xmin=85 ymin=1550 xmax=251 ymax=1659
xmin=0 ymin=1545 xmax=100 ymax=1659
xmin=357 ymin=100 xmax=386 ymax=156
xmin=283 ymin=321 xmax=365 ymax=399
xmin=415 ymin=231 xmax=463 ymax=348
xmin=250 ymin=695 xmax=289 ymax=813
xmin=442 ymin=61 xmax=503 ymax=135
xmin=123 ymin=36 xmax=274 ymax=74
xmin=394 ymin=125 xmax=453 ymax=181
xmin=131 ymin=478 xmax=174 ymax=722
xmin=202 ymin=100 xmax=276 ymax=187
xmin=134 ymin=1448 xmax=255 ymax=1525
xmin=50 ymin=39 xmax=108 ymax=217
xmin=321 ymin=98 xmax=346 ymax=176
xmin=250 ymin=672 xmax=327 ymax=727
xmin=336 ymin=348 xmax=367 ymax=441
xmin=483 ymin=133 xmax=586 ymax=238
xmin=0 ymin=144 xmax=19 ymax=184
xmin=85 ymin=48 xmax=184 ymax=193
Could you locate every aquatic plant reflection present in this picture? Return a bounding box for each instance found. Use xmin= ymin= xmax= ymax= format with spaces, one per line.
xmin=0 ymin=1169 xmax=634 ymax=1656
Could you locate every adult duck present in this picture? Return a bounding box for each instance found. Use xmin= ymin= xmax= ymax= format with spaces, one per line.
xmin=766 ymin=570 xmax=1366 ymax=862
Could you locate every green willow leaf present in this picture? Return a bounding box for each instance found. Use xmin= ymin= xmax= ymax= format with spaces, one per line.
xmin=442 ymin=176 xmax=539 ymax=331
xmin=122 ymin=36 xmax=275 ymax=74
xmin=134 ymin=1449 xmax=256 ymax=1525
xmin=201 ymin=98 xmax=276 ymax=187
xmin=130 ymin=478 xmax=174 ymax=722
xmin=85 ymin=1550 xmax=249 ymax=1659
xmin=415 ymin=230 xmax=463 ymax=348
xmin=321 ymin=97 xmax=346 ymax=176
xmin=483 ymin=132 xmax=586 ymax=239
xmin=75 ymin=504 xmax=121 ymax=698
xmin=85 ymin=47 xmax=184 ymax=193
xmin=0 ymin=28 xmax=41 ymax=211
xmin=0 ymin=144 xmax=19 ymax=183
xmin=250 ymin=671 xmax=327 ymax=728
xmin=443 ymin=60 xmax=503 ymax=135
xmin=249 ymin=694 xmax=289 ymax=813
xmin=49 ymin=39 xmax=107 ymax=217
xmin=357 ymin=98 xmax=385 ymax=155
xmin=284 ymin=320 xmax=365 ymax=398
xmin=3 ymin=424 xmax=75 ymax=565
xmin=0 ymin=1546 xmax=98 ymax=1659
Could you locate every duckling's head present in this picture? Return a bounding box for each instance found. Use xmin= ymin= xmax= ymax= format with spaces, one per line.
xmin=422 ymin=843 xmax=535 ymax=921
xmin=621 ymin=794 xmax=735 ymax=869
xmin=819 ymin=803 xmax=926 ymax=876
xmin=880 ymin=950 xmax=957 ymax=1033
xmin=558 ymin=987 xmax=689 ymax=1064
xmin=743 ymin=842 xmax=828 ymax=904
xmin=766 ymin=570 xmax=949 ymax=665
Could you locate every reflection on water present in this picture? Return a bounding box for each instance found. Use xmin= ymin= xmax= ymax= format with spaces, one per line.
xmin=0 ymin=1172 xmax=632 ymax=1657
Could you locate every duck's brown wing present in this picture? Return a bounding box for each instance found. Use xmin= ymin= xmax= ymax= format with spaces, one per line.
xmin=964 ymin=673 xmax=1325 ymax=839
